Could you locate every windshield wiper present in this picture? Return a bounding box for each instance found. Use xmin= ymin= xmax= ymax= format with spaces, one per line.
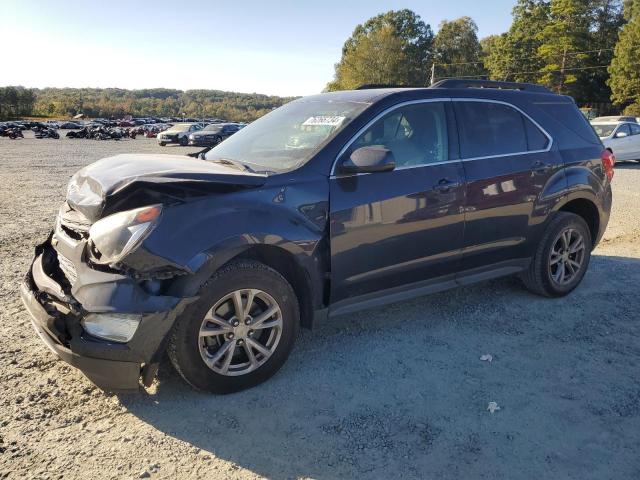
xmin=211 ymin=158 xmax=256 ymax=173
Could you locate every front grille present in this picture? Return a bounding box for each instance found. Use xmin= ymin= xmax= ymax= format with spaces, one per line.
xmin=57 ymin=252 xmax=78 ymax=284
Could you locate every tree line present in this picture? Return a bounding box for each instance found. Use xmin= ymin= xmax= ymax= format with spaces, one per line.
xmin=0 ymin=87 xmax=294 ymax=122
xmin=328 ymin=0 xmax=640 ymax=115
xmin=0 ymin=87 xmax=37 ymax=119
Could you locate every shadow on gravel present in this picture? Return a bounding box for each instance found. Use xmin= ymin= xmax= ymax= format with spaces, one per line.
xmin=120 ymin=254 xmax=640 ymax=479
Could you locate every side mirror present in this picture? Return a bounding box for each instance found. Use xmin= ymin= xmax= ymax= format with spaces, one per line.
xmin=339 ymin=146 xmax=396 ymax=174
xmin=615 ymin=131 xmax=628 ymax=138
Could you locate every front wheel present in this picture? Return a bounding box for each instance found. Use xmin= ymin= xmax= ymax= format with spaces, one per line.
xmin=521 ymin=212 xmax=592 ymax=297
xmin=179 ymin=136 xmax=188 ymax=146
xmin=167 ymin=260 xmax=299 ymax=393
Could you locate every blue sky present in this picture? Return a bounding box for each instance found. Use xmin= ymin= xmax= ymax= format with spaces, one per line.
xmin=0 ymin=0 xmax=516 ymax=96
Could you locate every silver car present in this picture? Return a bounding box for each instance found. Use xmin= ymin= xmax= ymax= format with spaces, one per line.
xmin=157 ymin=123 xmax=205 ymax=146
xmin=592 ymin=121 xmax=640 ymax=162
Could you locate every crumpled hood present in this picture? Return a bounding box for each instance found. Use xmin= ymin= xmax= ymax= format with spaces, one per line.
xmin=66 ymin=154 xmax=267 ymax=221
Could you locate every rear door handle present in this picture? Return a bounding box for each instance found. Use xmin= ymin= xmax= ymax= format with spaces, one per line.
xmin=532 ymin=160 xmax=552 ymax=172
xmin=434 ymin=178 xmax=459 ymax=193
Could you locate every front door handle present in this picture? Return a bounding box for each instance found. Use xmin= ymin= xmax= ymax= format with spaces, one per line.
xmin=434 ymin=178 xmax=459 ymax=193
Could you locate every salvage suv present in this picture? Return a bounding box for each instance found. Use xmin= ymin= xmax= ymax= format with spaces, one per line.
xmin=21 ymin=80 xmax=613 ymax=394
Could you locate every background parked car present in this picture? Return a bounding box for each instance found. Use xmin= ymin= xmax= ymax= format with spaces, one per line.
xmin=592 ymin=121 xmax=640 ymax=161
xmin=591 ymin=122 xmax=640 ymax=161
xmin=157 ymin=122 xmax=204 ymax=146
xmin=592 ymin=115 xmax=638 ymax=123
xmin=187 ymin=123 xmax=242 ymax=146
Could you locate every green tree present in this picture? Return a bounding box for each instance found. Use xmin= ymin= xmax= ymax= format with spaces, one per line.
xmin=433 ymin=17 xmax=484 ymax=79
xmin=537 ymin=0 xmax=591 ymax=94
xmin=609 ymin=0 xmax=640 ymax=112
xmin=328 ymin=9 xmax=433 ymax=90
xmin=582 ymin=0 xmax=625 ymax=103
xmin=328 ymin=26 xmax=411 ymax=90
xmin=484 ymin=0 xmax=550 ymax=82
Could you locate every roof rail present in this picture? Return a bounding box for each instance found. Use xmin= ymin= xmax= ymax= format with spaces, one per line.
xmin=430 ymin=79 xmax=552 ymax=94
xmin=355 ymin=84 xmax=417 ymax=90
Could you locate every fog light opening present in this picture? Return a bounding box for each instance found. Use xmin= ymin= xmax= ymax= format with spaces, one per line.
xmin=81 ymin=313 xmax=141 ymax=343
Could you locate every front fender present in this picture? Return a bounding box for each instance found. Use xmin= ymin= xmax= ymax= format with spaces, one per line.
xmin=122 ymin=179 xmax=330 ymax=299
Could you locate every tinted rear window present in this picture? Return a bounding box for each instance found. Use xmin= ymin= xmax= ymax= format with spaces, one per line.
xmin=535 ymin=102 xmax=601 ymax=145
xmin=455 ymin=101 xmax=547 ymax=158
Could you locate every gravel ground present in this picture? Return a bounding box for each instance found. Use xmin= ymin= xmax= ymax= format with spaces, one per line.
xmin=1 ymin=133 xmax=640 ymax=479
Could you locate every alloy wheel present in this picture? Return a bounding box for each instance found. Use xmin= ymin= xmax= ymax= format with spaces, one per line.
xmin=198 ymin=289 xmax=283 ymax=376
xmin=549 ymin=228 xmax=586 ymax=286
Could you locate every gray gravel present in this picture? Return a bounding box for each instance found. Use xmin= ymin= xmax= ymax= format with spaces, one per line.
xmin=1 ymin=133 xmax=640 ymax=479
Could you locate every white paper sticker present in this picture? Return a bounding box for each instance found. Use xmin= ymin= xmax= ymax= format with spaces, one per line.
xmin=302 ymin=116 xmax=345 ymax=127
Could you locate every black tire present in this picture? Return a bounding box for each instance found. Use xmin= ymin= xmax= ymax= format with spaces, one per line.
xmin=179 ymin=135 xmax=188 ymax=146
xmin=215 ymin=135 xmax=223 ymax=145
xmin=159 ymin=142 xmax=166 ymax=147
xmin=521 ymin=212 xmax=592 ymax=297
xmin=167 ymin=260 xmax=299 ymax=393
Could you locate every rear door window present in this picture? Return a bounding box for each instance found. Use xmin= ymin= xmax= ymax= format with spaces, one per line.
xmin=629 ymin=123 xmax=640 ymax=136
xmin=455 ymin=101 xmax=533 ymax=158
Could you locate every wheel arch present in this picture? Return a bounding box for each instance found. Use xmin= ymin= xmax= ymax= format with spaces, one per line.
xmin=167 ymin=239 xmax=323 ymax=330
xmin=231 ymin=245 xmax=316 ymax=329
xmin=556 ymin=197 xmax=600 ymax=247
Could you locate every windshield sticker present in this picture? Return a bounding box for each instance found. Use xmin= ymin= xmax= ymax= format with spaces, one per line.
xmin=302 ymin=116 xmax=346 ymax=127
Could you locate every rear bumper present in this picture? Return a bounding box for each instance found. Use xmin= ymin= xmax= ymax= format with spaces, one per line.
xmin=20 ymin=236 xmax=194 ymax=392
xmin=595 ymin=182 xmax=613 ymax=247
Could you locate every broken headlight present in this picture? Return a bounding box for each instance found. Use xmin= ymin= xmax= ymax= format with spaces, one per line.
xmin=88 ymin=204 xmax=162 ymax=266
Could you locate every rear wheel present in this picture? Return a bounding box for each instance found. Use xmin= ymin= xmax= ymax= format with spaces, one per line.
xmin=159 ymin=142 xmax=166 ymax=147
xmin=167 ymin=260 xmax=299 ymax=393
xmin=521 ymin=212 xmax=592 ymax=297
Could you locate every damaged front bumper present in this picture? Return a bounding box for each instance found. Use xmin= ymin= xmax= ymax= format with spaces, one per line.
xmin=20 ymin=230 xmax=194 ymax=392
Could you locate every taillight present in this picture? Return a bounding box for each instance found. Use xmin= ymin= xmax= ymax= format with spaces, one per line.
xmin=602 ymin=150 xmax=615 ymax=181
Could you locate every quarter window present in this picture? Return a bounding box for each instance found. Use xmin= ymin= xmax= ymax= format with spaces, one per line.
xmin=348 ymin=102 xmax=448 ymax=168
xmin=454 ymin=101 xmax=549 ymax=158
xmin=629 ymin=123 xmax=640 ymax=136
xmin=524 ymin=118 xmax=549 ymax=150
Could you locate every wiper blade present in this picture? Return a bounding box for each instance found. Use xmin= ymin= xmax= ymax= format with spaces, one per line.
xmin=211 ymin=158 xmax=256 ymax=173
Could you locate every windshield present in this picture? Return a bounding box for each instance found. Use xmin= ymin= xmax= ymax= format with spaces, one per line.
xmin=167 ymin=123 xmax=195 ymax=131
xmin=591 ymin=123 xmax=617 ymax=138
xmin=204 ymin=98 xmax=370 ymax=172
